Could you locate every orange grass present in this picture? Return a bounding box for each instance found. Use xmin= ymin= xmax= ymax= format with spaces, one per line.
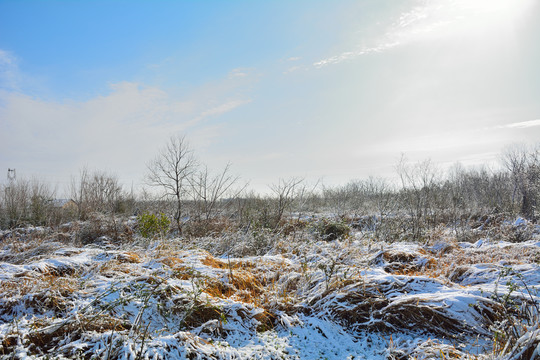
xmin=159 ymin=256 xmax=184 ymax=269
xmin=115 ymin=251 xmax=142 ymax=263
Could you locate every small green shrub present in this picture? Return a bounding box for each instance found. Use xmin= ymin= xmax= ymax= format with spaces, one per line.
xmin=137 ymin=212 xmax=170 ymax=239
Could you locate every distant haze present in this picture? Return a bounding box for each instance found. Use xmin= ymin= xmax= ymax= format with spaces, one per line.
xmin=1 ymin=0 xmax=539 ymax=194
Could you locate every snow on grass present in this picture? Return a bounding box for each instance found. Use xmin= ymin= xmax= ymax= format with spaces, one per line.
xmin=1 ymin=224 xmax=540 ymax=358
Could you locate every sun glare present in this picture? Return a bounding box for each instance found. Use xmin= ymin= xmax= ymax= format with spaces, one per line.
xmin=391 ymin=0 xmax=537 ymax=45
xmin=455 ymin=0 xmax=535 ymax=21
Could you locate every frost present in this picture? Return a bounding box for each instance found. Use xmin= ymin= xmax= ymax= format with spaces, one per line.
xmin=1 ymin=224 xmax=539 ymax=359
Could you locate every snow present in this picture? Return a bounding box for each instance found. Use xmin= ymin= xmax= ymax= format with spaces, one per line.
xmin=1 ymin=224 xmax=539 ymax=359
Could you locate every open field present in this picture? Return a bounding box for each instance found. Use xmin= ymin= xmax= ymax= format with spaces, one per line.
xmin=1 ymin=216 xmax=539 ymax=359
xmin=3 ymin=1 xmax=540 ymax=358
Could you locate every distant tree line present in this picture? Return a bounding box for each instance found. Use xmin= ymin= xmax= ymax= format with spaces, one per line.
xmin=1 ymin=138 xmax=538 ymax=243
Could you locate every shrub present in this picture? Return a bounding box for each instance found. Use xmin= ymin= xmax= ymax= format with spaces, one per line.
xmin=76 ymin=215 xmax=135 ymax=245
xmin=137 ymin=212 xmax=170 ymax=239
xmin=316 ymin=220 xmax=350 ymax=241
xmin=183 ymin=217 xmax=234 ymax=238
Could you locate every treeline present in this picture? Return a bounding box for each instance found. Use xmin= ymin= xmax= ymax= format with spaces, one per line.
xmin=0 ymin=138 xmax=538 ymax=243
xmin=0 ymin=169 xmax=137 ymax=228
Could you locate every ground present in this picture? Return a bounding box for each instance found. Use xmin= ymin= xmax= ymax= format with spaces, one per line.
xmin=1 ymin=219 xmax=539 ymax=359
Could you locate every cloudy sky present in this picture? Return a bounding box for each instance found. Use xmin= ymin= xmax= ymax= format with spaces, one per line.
xmin=1 ymin=0 xmax=539 ymax=193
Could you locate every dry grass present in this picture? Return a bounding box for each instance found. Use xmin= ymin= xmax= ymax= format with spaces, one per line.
xmin=0 ymin=273 xmax=79 ymax=300
xmin=204 ymin=279 xmax=235 ymax=298
xmin=181 ymin=301 xmax=224 ymax=329
xmin=22 ymin=315 xmax=130 ymax=355
xmin=199 ymin=264 xmax=264 ymax=305
xmin=201 ymin=254 xmax=229 ymax=269
xmin=1 ymin=216 xmax=538 ymax=359
xmin=159 ymin=256 xmax=184 ymax=268
xmin=230 ymin=269 xmax=263 ymax=303
xmin=372 ymin=249 xmax=439 ymax=278
xmin=201 ymin=254 xmax=256 ymax=271
xmin=173 ymin=265 xmax=200 ymax=280
xmin=97 ymin=259 xmax=142 ymax=277
xmin=0 ymin=241 xmax=64 ymax=264
xmin=114 ymin=251 xmax=142 ymax=263
xmin=253 ymin=310 xmax=277 ymax=332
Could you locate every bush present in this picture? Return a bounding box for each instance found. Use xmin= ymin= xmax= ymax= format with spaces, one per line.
xmin=316 ymin=220 xmax=350 ymax=241
xmin=76 ymin=215 xmax=135 ymax=245
xmin=183 ymin=217 xmax=234 ymax=238
xmin=137 ymin=212 xmax=170 ymax=239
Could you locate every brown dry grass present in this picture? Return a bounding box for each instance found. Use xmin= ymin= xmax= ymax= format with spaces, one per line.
xmin=97 ymin=259 xmax=141 ymax=277
xmin=204 ymin=279 xmax=235 ymax=298
xmin=159 ymin=256 xmax=184 ymax=269
xmin=201 ymin=255 xmax=229 ymax=269
xmin=0 ymin=281 xmax=78 ymax=319
xmin=173 ymin=265 xmax=199 ymax=280
xmin=201 ymin=254 xmax=256 ymax=271
xmin=202 ymin=267 xmax=263 ymax=306
xmin=182 ymin=301 xmax=224 ymax=329
xmin=230 ymin=269 xmax=263 ymax=304
xmin=197 ymin=255 xmax=266 ymax=304
xmin=375 ymin=249 xmax=441 ymax=278
xmin=0 ymin=274 xmax=79 ymax=299
xmin=253 ymin=310 xmax=277 ymax=332
xmin=22 ymin=315 xmax=130 ymax=355
xmin=114 ymin=251 xmax=142 ymax=263
xmin=328 ymin=287 xmax=481 ymax=338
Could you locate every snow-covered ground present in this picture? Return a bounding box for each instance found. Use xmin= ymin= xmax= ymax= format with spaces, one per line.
xmin=1 ymin=223 xmax=540 ymax=359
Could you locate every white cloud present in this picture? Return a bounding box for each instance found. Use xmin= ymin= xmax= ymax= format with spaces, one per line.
xmin=313 ymin=0 xmax=535 ymax=68
xmin=0 ymin=49 xmax=15 ymax=67
xmin=197 ymin=99 xmax=251 ymax=119
xmin=313 ymin=41 xmax=399 ymax=68
xmin=0 ymin=49 xmax=19 ymax=90
xmin=283 ymin=66 xmax=303 ymax=74
xmin=0 ymin=80 xmax=250 ymax=189
xmin=228 ymin=68 xmax=251 ymax=78
xmin=497 ymin=119 xmax=540 ymax=129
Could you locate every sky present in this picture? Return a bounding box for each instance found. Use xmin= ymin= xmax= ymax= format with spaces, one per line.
xmin=1 ymin=0 xmax=539 ymax=194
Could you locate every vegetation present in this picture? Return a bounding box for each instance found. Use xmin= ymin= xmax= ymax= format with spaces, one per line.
xmin=1 ymin=141 xmax=538 ymax=239
xmin=137 ymin=212 xmax=170 ymax=240
xmin=0 ymin=138 xmax=538 ymax=358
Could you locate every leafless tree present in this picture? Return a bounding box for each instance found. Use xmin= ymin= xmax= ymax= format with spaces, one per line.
xmin=396 ymin=155 xmax=440 ymax=241
xmin=146 ymin=135 xmax=197 ymax=234
xmin=29 ymin=178 xmax=57 ymax=225
xmin=269 ymin=177 xmax=304 ymax=229
xmin=502 ymin=143 xmax=540 ymax=220
xmin=71 ymin=168 xmax=124 ymax=219
xmin=363 ymin=176 xmax=396 ymax=240
xmin=189 ymin=163 xmax=244 ymax=222
xmin=71 ymin=168 xmax=88 ymax=220
xmin=0 ymin=177 xmax=56 ymax=228
xmin=322 ymin=180 xmax=365 ymax=219
xmin=1 ymin=178 xmax=29 ymax=227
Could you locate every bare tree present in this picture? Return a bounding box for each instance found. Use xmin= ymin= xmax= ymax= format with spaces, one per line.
xmin=147 ymin=135 xmax=197 ymax=234
xmin=396 ymin=155 xmax=440 ymax=241
xmin=322 ymin=181 xmax=364 ymax=219
xmin=502 ymin=143 xmax=540 ymax=220
xmin=71 ymin=168 xmax=124 ymax=219
xmin=190 ymin=163 xmax=244 ymax=222
xmin=363 ymin=176 xmax=396 ymax=240
xmin=269 ymin=177 xmax=304 ymax=229
xmin=1 ymin=178 xmax=30 ymax=227
xmin=0 ymin=177 xmax=56 ymax=228
xmin=29 ymin=177 xmax=57 ymax=225
xmin=71 ymin=168 xmax=89 ymax=220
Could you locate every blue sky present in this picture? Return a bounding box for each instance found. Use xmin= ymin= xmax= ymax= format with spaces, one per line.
xmin=1 ymin=0 xmax=539 ymax=193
